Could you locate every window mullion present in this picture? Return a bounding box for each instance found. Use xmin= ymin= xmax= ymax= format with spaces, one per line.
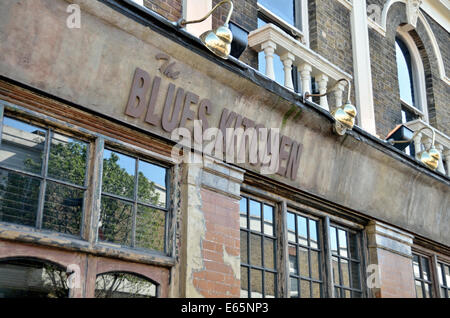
xmin=324 ymin=216 xmax=334 ymax=298
xmin=431 ymin=254 xmax=442 ymax=298
xmin=36 ymin=129 xmax=52 ymax=230
xmin=278 ymin=200 xmax=289 ymax=298
xmin=88 ymin=136 xmax=104 ymax=245
xmin=132 ymin=158 xmax=139 ymax=248
xmin=0 ymin=103 xmax=4 ymax=144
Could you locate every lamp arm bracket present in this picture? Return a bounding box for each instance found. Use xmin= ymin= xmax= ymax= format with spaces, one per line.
xmin=178 ymin=0 xmax=234 ymax=27
xmin=304 ymin=78 xmax=352 ymax=105
xmin=389 ymin=126 xmax=436 ymax=150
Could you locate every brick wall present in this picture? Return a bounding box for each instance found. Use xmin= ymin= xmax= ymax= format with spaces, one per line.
xmin=212 ymin=0 xmax=258 ymax=68
xmin=144 ymin=0 xmax=182 ymax=22
xmin=191 ymin=188 xmax=241 ymax=297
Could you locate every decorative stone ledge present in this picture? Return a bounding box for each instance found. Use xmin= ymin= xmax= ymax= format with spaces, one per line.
xmin=366 ymin=220 xmax=414 ymax=258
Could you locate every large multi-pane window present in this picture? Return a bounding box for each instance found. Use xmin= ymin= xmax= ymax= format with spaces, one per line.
xmin=330 ymin=225 xmax=362 ymax=298
xmin=437 ymin=262 xmax=450 ymax=298
xmin=287 ymin=212 xmax=322 ymax=298
xmin=240 ymin=196 xmax=277 ymax=298
xmin=0 ymin=111 xmax=171 ymax=256
xmin=412 ymin=253 xmax=434 ymax=298
xmin=0 ymin=116 xmax=89 ymax=236
xmin=99 ymin=149 xmax=168 ymax=252
xmin=239 ymin=193 xmax=364 ymax=298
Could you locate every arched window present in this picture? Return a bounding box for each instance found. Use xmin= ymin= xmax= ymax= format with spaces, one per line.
xmin=395 ymin=29 xmax=428 ymax=124
xmin=95 ymin=272 xmax=157 ymax=298
xmin=0 ymin=258 xmax=69 ymax=298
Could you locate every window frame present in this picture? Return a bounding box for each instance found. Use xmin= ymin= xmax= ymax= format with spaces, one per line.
xmin=240 ymin=182 xmax=367 ymax=298
xmin=240 ymin=194 xmax=278 ymax=298
xmin=98 ymin=145 xmax=171 ymax=254
xmin=0 ymin=101 xmax=177 ymax=266
xmin=396 ymin=27 xmax=429 ymax=123
xmin=0 ymin=111 xmax=91 ymax=239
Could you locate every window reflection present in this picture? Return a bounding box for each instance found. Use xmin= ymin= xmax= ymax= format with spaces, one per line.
xmin=95 ymin=272 xmax=157 ymax=298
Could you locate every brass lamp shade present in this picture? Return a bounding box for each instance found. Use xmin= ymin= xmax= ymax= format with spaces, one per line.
xmin=418 ymin=147 xmax=440 ymax=170
xmin=199 ymin=25 xmax=233 ymax=59
xmin=331 ymin=102 xmax=357 ymax=135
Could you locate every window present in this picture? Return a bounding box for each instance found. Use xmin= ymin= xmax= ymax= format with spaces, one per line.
xmin=0 ymin=116 xmax=89 ymax=237
xmin=395 ymin=31 xmax=428 ymax=123
xmin=0 ymin=258 xmax=70 ymax=298
xmin=330 ymin=225 xmax=362 ymax=298
xmin=437 ymin=262 xmax=450 ymax=298
xmin=240 ymin=196 xmax=277 ymax=298
xmin=95 ymin=272 xmax=157 ymax=298
xmin=287 ymin=212 xmax=322 ymax=298
xmin=412 ymin=253 xmax=433 ymax=298
xmin=98 ymin=149 xmax=168 ymax=253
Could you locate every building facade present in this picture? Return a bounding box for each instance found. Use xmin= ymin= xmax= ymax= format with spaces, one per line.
xmin=0 ymin=0 xmax=448 ymax=298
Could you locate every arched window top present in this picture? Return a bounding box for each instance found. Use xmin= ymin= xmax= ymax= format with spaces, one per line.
xmin=95 ymin=271 xmax=158 ymax=298
xmin=396 ymin=36 xmax=415 ymax=107
xmin=0 ymin=257 xmax=69 ymax=298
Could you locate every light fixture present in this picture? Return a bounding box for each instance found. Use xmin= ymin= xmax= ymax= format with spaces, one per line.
xmin=388 ymin=126 xmax=441 ymax=170
xmin=177 ymin=0 xmax=234 ymax=59
xmin=305 ymin=79 xmax=357 ymax=135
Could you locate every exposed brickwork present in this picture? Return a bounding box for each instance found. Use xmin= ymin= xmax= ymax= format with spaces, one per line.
xmin=212 ymin=0 xmax=258 ymax=68
xmin=376 ymin=249 xmax=416 ymax=298
xmin=144 ymin=0 xmax=182 ymax=22
xmin=192 ymin=188 xmax=240 ymax=298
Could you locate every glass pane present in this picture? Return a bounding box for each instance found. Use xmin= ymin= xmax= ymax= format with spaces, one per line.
xmin=99 ymin=196 xmax=133 ymax=246
xmin=338 ymin=229 xmax=348 ymax=257
xmin=264 ymin=238 xmax=275 ymax=270
xmin=352 ymin=291 xmax=362 ymax=298
xmin=240 ymin=231 xmax=248 ymax=264
xmin=95 ymin=272 xmax=156 ymax=298
xmin=444 ymin=265 xmax=450 ymax=287
xmin=297 ymin=216 xmax=308 ymax=246
xmin=332 ymin=256 xmax=340 ymax=285
xmin=0 ymin=170 xmax=40 ymax=227
xmin=138 ymin=160 xmax=166 ymax=207
xmin=423 ymin=283 xmax=431 ymax=298
xmin=48 ymin=133 xmax=88 ymax=186
xmin=265 ymin=272 xmax=276 ymax=298
xmin=311 ymin=282 xmax=321 ymax=298
xmin=288 ymin=244 xmax=298 ymax=275
xmin=250 ymin=234 xmax=262 ymax=267
xmin=300 ymin=280 xmax=310 ymax=298
xmin=287 ymin=212 xmax=296 ymax=242
xmin=299 ymin=247 xmax=309 ymax=278
xmin=250 ymin=269 xmax=263 ymax=298
xmin=258 ymin=0 xmax=295 ymax=25
xmin=263 ymin=204 xmax=274 ymax=236
xmin=0 ymin=117 xmax=46 ymax=174
xmin=42 ymin=181 xmax=83 ymax=236
xmin=290 ymin=277 xmax=299 ymax=298
xmin=241 ymin=267 xmax=249 ymax=298
xmin=437 ymin=263 xmax=443 ymax=285
xmin=350 ymin=261 xmax=361 ymax=290
xmin=102 ymin=149 xmax=135 ymax=199
xmin=343 ymin=289 xmax=351 ymax=298
xmin=413 ymin=254 xmax=420 ymax=278
xmin=309 ymin=219 xmax=318 ymax=249
xmin=421 ymin=257 xmax=430 ymax=281
xmin=330 ymin=227 xmax=338 ymax=255
xmin=240 ymin=197 xmax=247 ymax=229
xmin=415 ymin=280 xmax=423 ymax=298
xmin=135 ymin=205 xmax=165 ymax=252
xmin=310 ymin=250 xmax=320 ymax=280
xmin=0 ymin=259 xmax=69 ymax=298
xmin=396 ymin=39 xmax=415 ymax=106
xmin=349 ymin=232 xmax=359 ymax=260
xmin=334 ymin=287 xmax=341 ymax=298
xmin=249 ymin=200 xmax=261 ymax=232
xmin=341 ymin=259 xmax=350 ymax=287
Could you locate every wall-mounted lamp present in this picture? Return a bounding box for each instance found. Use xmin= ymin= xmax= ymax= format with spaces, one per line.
xmin=305 ymin=79 xmax=357 ymax=136
xmin=388 ymin=126 xmax=441 ymax=170
xmin=177 ymin=0 xmax=234 ymax=59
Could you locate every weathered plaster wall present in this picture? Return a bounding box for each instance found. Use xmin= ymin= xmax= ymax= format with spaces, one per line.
xmin=0 ymin=0 xmax=448 ymax=247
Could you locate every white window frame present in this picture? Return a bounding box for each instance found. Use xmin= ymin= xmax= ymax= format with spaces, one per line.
xmin=396 ymin=27 xmax=429 ymax=123
xmin=257 ymin=0 xmax=309 ymax=46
